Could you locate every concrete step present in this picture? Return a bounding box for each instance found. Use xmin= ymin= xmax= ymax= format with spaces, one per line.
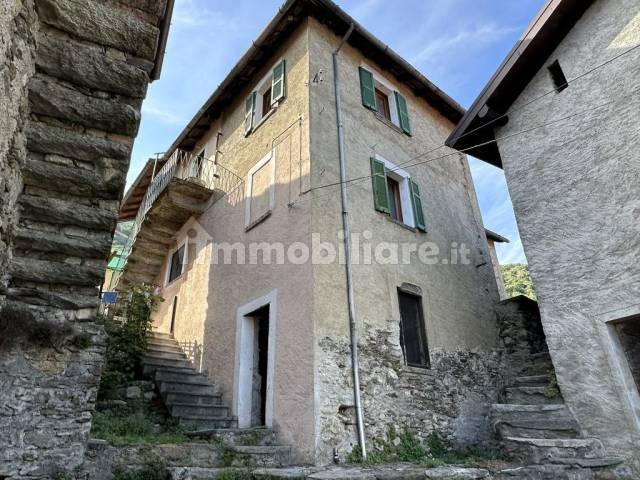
xmin=141 ymin=356 xmax=192 ymax=371
xmin=179 ymin=416 xmax=237 ymax=430
xmin=492 ymin=404 xmax=573 ymax=422
xmin=150 ymin=331 xmax=175 ymax=340
xmin=494 ymin=416 xmax=580 ymax=440
xmin=155 ymin=370 xmax=210 ymax=385
xmin=148 ymin=336 xmax=180 ymax=347
xmin=143 ymin=350 xmax=188 ymax=361
xmin=185 ymin=427 xmax=276 ymax=446
xmin=169 ymin=403 xmax=230 ymax=418
xmin=164 ymin=391 xmax=223 ymax=406
xmin=505 ymin=386 xmax=563 ymax=405
xmin=513 ymin=375 xmax=550 ymax=387
xmin=233 ymin=446 xmax=293 ymax=468
xmin=503 ymin=437 xmax=606 ymax=465
xmin=147 ymin=344 xmax=185 ymax=356
xmin=159 ymin=381 xmax=217 ymax=396
xmin=143 ymin=363 xmax=193 ymax=377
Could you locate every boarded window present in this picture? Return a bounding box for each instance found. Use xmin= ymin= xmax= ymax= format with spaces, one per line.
xmin=398 ymin=290 xmax=429 ymax=368
xmin=168 ymin=245 xmax=185 ymax=283
xmin=246 ymin=152 xmax=275 ymax=228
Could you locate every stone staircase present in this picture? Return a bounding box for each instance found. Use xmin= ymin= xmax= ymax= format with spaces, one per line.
xmin=492 ymin=297 xmax=625 ymax=478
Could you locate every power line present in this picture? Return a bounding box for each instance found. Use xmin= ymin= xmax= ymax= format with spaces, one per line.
xmin=290 ymin=41 xmax=640 ymax=205
xmin=289 ymin=82 xmax=640 ymax=207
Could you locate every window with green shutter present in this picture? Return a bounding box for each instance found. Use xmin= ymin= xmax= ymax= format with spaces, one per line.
xmin=271 ymin=59 xmax=286 ymax=104
xmin=395 ymin=91 xmax=411 ymax=135
xmin=244 ymin=92 xmax=256 ymax=134
xmin=359 ymin=67 xmax=377 ymax=111
xmin=409 ymin=179 xmax=426 ymax=232
xmin=370 ymin=157 xmax=390 ymax=213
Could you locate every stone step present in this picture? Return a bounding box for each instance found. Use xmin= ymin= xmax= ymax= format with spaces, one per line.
xmin=155 ymin=370 xmax=210 ymax=385
xmin=148 ymin=336 xmax=180 ymax=347
xmin=495 ymin=464 xmax=593 ymax=480
xmin=494 ymin=416 xmax=580 ymax=440
xmin=233 ymin=446 xmax=293 ymax=468
xmin=142 ymin=355 xmax=192 ymax=369
xmin=169 ymin=403 xmax=229 ymax=418
xmin=178 ymin=416 xmax=237 ymax=430
xmin=513 ymin=375 xmax=549 ymax=387
xmin=185 ymin=427 xmax=276 ymax=446
xmin=150 ymin=331 xmax=175 ymax=340
xmin=159 ymin=381 xmax=217 ymax=396
xmin=553 ymin=457 xmax=624 ymax=468
xmin=142 ymin=363 xmax=193 ymax=378
xmin=503 ymin=437 xmax=606 ymax=465
xmin=505 ymin=386 xmax=563 ymax=405
xmin=147 ymin=344 xmax=189 ymax=356
xmin=491 ymin=404 xmax=573 ymax=422
xmin=164 ymin=391 xmax=223 ymax=406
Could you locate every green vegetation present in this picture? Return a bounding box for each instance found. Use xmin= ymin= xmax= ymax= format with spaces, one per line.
xmin=346 ymin=427 xmax=506 ymax=467
xmin=544 ymin=370 xmax=560 ymax=399
xmin=91 ymin=409 xmax=187 ymax=446
xmin=113 ymin=459 xmax=166 ymax=480
xmin=98 ymin=284 xmax=162 ymax=399
xmin=501 ymin=263 xmax=537 ymax=300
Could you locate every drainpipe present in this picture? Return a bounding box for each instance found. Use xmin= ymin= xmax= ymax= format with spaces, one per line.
xmin=332 ymin=22 xmax=367 ymax=460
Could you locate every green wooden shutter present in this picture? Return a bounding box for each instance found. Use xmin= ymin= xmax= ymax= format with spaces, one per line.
xmin=370 ymin=157 xmax=390 ymax=213
xmin=395 ymin=91 xmax=411 ymax=135
xmin=409 ymin=179 xmax=426 ymax=232
xmin=359 ymin=67 xmax=377 ymax=111
xmin=244 ymin=92 xmax=256 ymax=134
xmin=271 ymin=59 xmax=286 ymax=104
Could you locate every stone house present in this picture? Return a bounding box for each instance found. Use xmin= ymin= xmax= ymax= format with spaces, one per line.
xmin=114 ymin=0 xmax=504 ymax=464
xmin=0 ymin=0 xmax=174 ymax=478
xmin=446 ymin=0 xmax=640 ymax=471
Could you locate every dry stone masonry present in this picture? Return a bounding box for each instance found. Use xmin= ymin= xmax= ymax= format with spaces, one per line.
xmin=0 ymin=0 xmax=171 ymax=477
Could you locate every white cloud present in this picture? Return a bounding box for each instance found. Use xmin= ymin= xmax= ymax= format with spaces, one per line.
xmin=141 ymin=102 xmax=185 ymax=125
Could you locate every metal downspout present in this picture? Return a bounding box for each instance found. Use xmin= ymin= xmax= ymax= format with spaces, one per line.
xmin=332 ymin=22 xmax=367 ymax=460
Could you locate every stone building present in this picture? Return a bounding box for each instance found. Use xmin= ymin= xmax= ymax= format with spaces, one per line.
xmin=113 ymin=0 xmax=503 ymax=464
xmin=446 ymin=0 xmax=640 ymax=471
xmin=0 ymin=0 xmax=173 ymax=477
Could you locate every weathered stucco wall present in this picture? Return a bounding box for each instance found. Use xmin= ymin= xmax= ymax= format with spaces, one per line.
xmin=307 ymin=18 xmax=502 ymax=462
xmin=151 ymin=20 xmax=316 ymax=463
xmin=0 ymin=0 xmax=169 ymax=477
xmin=495 ymin=0 xmax=640 ymax=469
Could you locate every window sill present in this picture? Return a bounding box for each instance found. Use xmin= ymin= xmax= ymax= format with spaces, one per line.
xmin=246 ymin=100 xmax=282 ymax=137
xmin=374 ymin=112 xmax=411 ymax=137
xmin=245 ymin=209 xmax=272 ymax=232
xmin=165 ymin=275 xmax=184 ymax=288
xmin=377 ymin=212 xmax=420 ymax=233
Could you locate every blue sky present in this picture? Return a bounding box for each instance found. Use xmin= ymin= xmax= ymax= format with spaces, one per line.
xmin=132 ymin=0 xmax=547 ymax=264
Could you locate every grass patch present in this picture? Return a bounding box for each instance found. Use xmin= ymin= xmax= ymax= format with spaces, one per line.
xmin=91 ymin=410 xmax=187 ymax=446
xmin=346 ymin=427 xmax=506 ymax=467
xmin=544 ymin=370 xmax=560 ymax=399
xmin=113 ymin=459 xmax=166 ymax=480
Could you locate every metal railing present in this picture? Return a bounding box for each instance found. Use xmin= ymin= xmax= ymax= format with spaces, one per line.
xmin=108 ymin=150 xmax=243 ymax=290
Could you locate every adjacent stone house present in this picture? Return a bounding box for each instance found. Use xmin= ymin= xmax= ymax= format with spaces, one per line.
xmin=447 ymin=0 xmax=640 ymax=471
xmin=0 ymin=0 xmax=173 ymax=477
xmin=114 ymin=0 xmax=503 ymax=464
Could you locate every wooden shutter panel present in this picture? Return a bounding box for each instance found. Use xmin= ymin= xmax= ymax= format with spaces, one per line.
xmin=359 ymin=67 xmax=377 ymax=111
xmin=409 ymin=179 xmax=426 ymax=232
xmin=395 ymin=91 xmax=411 ymax=135
xmin=370 ymin=157 xmax=390 ymax=213
xmin=271 ymin=59 xmax=286 ymax=104
xmin=244 ymin=92 xmax=256 ymax=134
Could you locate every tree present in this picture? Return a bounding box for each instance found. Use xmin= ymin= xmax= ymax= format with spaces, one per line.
xmin=501 ymin=263 xmax=537 ymax=300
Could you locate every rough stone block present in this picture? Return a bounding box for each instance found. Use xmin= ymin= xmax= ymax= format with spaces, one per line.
xmin=10 ymin=256 xmax=104 ymax=286
xmin=116 ymin=0 xmax=168 ymax=17
xmin=14 ymin=227 xmax=112 ymax=259
xmin=29 ymin=74 xmax=140 ymax=136
xmin=19 ymin=194 xmax=117 ymax=231
xmin=36 ymin=30 xmax=149 ymax=98
xmin=26 ymin=121 xmax=131 ymax=162
xmin=35 ymin=0 xmax=160 ymax=60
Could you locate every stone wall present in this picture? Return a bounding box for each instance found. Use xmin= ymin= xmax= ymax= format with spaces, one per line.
xmin=494 ymin=0 xmax=640 ymax=470
xmin=0 ymin=0 xmax=170 ymax=477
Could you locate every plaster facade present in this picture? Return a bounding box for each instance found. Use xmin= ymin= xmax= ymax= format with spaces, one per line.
xmin=148 ymin=17 xmax=501 ymax=464
xmin=494 ymin=0 xmax=640 ymax=469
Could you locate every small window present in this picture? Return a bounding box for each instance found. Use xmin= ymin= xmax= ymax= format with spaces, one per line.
xmin=375 ymin=88 xmax=391 ymax=122
xmin=548 ymin=60 xmax=568 ymax=93
xmin=244 ymin=59 xmax=286 ymax=135
xmin=398 ymin=290 xmax=429 ymax=368
xmin=167 ymin=244 xmax=185 ymax=284
xmin=245 ymin=151 xmax=276 ymax=228
xmin=370 ymin=156 xmax=426 ymax=231
xmin=386 ymin=176 xmax=403 ymax=223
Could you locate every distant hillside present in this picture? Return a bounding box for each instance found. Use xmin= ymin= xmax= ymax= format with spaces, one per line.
xmin=501 ymin=263 xmax=537 ymax=300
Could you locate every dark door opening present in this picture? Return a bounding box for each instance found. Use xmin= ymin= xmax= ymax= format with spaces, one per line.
xmin=249 ymin=305 xmax=270 ymax=427
xmin=170 ymin=296 xmax=178 ymax=335
xmin=398 ymin=290 xmax=430 ymax=368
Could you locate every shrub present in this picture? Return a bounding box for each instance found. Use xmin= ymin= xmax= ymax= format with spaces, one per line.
xmin=98 ymin=284 xmax=162 ymax=399
xmin=91 ymin=410 xmax=186 ymax=446
xmin=113 ymin=459 xmax=165 ymax=480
